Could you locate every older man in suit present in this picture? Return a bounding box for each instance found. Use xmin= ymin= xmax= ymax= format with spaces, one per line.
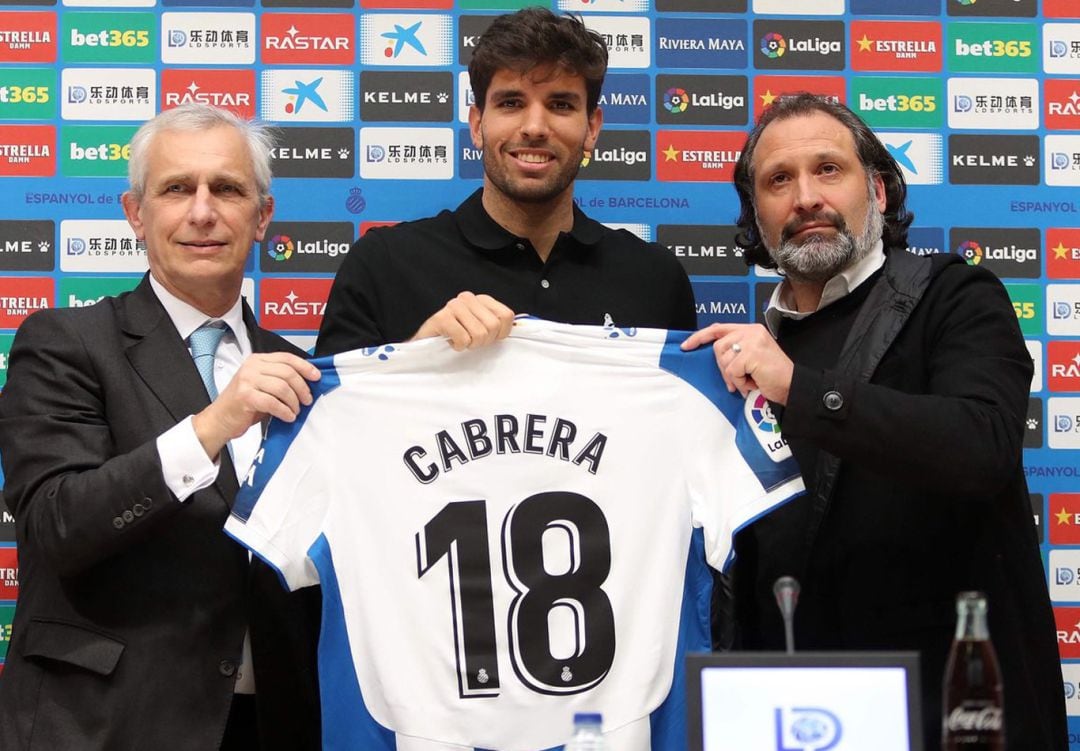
xmin=0 ymin=104 xmax=322 ymax=750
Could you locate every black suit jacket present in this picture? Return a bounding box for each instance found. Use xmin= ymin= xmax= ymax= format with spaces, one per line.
xmin=0 ymin=276 xmax=320 ymax=751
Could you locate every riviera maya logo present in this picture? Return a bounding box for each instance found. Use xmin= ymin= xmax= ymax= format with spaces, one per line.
xmin=751 ymin=393 xmax=782 ymax=434
xmin=267 ymin=234 xmax=294 ymax=261
xmin=663 ymin=88 xmax=690 ymax=114
xmin=957 ymin=240 xmax=983 ymax=265
xmin=761 ymin=32 xmax=787 ymax=59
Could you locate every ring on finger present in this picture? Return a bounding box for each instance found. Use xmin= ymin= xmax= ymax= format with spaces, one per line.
xmin=731 ymin=342 xmax=742 ymax=354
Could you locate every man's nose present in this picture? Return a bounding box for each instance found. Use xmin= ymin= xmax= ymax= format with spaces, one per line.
xmin=792 ymin=174 xmax=824 ymax=213
xmin=187 ymin=185 xmax=218 ymax=224
xmin=519 ymin=103 xmax=551 ymax=140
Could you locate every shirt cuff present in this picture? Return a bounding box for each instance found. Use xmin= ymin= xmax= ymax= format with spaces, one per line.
xmin=157 ymin=415 xmax=220 ymax=502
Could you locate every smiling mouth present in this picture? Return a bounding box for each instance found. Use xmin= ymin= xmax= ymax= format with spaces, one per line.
xmin=511 ymin=151 xmax=553 ymax=164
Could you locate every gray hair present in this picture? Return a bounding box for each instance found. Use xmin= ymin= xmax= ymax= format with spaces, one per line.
xmin=127 ymin=104 xmax=276 ymax=207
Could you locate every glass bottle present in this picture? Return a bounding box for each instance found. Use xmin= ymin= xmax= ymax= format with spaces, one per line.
xmin=942 ymin=591 xmax=1005 ymax=750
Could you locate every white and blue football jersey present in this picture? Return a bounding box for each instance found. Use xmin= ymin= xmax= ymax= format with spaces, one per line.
xmin=226 ymin=319 xmax=803 ymax=751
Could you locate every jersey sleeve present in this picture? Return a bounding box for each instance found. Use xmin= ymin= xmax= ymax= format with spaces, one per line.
xmin=658 ymin=339 xmax=804 ymax=573
xmin=224 ymin=362 xmax=341 ymax=591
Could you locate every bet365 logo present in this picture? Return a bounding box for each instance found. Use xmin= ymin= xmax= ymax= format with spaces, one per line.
xmin=61 ymin=125 xmax=137 ymax=177
xmin=63 ymin=13 xmax=155 ymax=64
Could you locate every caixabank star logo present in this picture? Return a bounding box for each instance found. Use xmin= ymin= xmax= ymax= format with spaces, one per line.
xmin=261 ymin=69 xmax=356 ymax=123
xmin=161 ymin=69 xmax=255 ymax=118
xmin=656 ymin=130 xmax=744 ymax=183
xmin=359 ymin=13 xmax=451 ymax=67
xmin=850 ymin=21 xmax=942 ymax=73
xmin=0 ymin=12 xmax=56 ymax=63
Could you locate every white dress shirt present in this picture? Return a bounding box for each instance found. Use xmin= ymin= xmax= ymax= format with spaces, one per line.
xmin=149 ymin=274 xmax=259 ymax=693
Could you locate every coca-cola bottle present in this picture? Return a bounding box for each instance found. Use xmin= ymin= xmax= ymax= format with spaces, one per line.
xmin=942 ymin=591 xmax=1005 ymax=750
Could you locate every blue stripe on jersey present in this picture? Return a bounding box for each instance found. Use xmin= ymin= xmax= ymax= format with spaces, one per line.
xmin=310 ymin=533 xmax=398 ymax=751
xmin=658 ymin=331 xmax=800 ymax=493
xmin=650 ymin=527 xmax=712 ymax=751
xmin=232 ymin=356 xmax=341 ymax=522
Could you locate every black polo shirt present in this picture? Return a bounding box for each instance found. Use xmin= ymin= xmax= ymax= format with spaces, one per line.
xmin=315 ymin=189 xmax=697 ymax=355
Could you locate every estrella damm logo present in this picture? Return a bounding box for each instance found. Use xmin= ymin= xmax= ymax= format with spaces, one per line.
xmin=947 ymin=22 xmax=1038 ymax=73
xmin=63 ymin=12 xmax=156 ymax=64
xmin=0 ymin=68 xmax=54 ymax=120
xmin=849 ymin=76 xmax=942 ymax=128
xmin=61 ymin=125 xmax=138 ymax=178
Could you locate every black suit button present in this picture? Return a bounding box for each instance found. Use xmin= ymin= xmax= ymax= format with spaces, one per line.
xmin=143 ymin=497 xmax=154 ymax=508
xmin=132 ymin=504 xmax=145 ymax=517
xmin=219 ymin=660 xmax=237 ymax=677
xmin=112 ymin=516 xmax=124 ymax=529
xmin=122 ymin=510 xmax=134 ymax=523
xmin=823 ymin=391 xmax=844 ymax=411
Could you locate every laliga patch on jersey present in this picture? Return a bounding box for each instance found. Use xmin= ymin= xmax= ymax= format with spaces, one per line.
xmin=744 ymin=390 xmax=792 ymax=462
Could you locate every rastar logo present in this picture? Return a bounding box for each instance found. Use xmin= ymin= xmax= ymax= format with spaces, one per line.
xmin=0 ymin=276 xmax=52 ymax=327
xmin=1051 ymin=494 xmax=1080 ymax=545
xmin=1056 ymin=606 xmax=1080 ymax=658
xmin=1045 ymin=79 xmax=1080 ymax=130
xmin=1046 ymin=0 xmax=1080 ymax=18
xmin=850 ymin=21 xmax=942 ymax=72
xmin=1047 ymin=229 xmax=1080 ymax=279
xmin=656 ymin=130 xmax=744 ymax=183
xmin=259 ymin=278 xmax=333 ymax=331
xmin=0 ymin=124 xmax=54 ymax=176
xmin=0 ymin=548 xmax=16 ymax=599
xmin=1049 ymin=341 xmax=1080 ymax=392
xmin=0 ymin=12 xmax=56 ymax=63
xmin=161 ymin=69 xmax=255 ymax=118
xmin=754 ymin=75 xmax=845 ymax=119
xmin=262 ymin=14 xmax=354 ymax=65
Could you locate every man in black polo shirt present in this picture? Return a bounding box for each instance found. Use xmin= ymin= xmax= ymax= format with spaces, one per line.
xmin=315 ymin=8 xmax=695 ymax=357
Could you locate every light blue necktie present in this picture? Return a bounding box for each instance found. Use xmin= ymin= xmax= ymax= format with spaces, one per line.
xmin=189 ymin=321 xmax=228 ymax=400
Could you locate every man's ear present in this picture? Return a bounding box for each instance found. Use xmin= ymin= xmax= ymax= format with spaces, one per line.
xmin=255 ymin=196 xmax=274 ymax=242
xmin=468 ymin=104 xmax=484 ymax=150
xmin=120 ymin=192 xmax=145 ymax=240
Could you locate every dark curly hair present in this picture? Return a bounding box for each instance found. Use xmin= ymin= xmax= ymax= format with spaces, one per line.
xmin=468 ymin=7 xmax=608 ymax=114
xmin=734 ymin=93 xmax=914 ymax=269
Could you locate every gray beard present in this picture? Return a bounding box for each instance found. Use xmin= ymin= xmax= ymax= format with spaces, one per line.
xmin=764 ymin=198 xmax=884 ymax=284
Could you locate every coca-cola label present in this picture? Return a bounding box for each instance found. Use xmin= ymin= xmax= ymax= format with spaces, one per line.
xmin=946 ymin=703 xmax=1004 ymax=733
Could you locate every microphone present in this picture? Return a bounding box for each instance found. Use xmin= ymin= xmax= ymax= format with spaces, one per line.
xmin=773 ymin=576 xmax=800 ymax=655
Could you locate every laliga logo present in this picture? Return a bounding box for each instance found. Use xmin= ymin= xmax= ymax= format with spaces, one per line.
xmin=954 ymin=95 xmax=972 ymax=114
xmin=68 ymin=86 xmax=88 ymax=104
xmin=761 ymin=32 xmax=786 ymax=59
xmin=751 ymin=393 xmax=781 ymax=435
xmin=774 ymin=707 xmax=842 ymax=751
xmin=267 ymin=234 xmax=293 ymax=262
xmin=664 ymin=88 xmax=690 ymax=114
xmin=957 ymin=240 xmax=982 ymax=265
